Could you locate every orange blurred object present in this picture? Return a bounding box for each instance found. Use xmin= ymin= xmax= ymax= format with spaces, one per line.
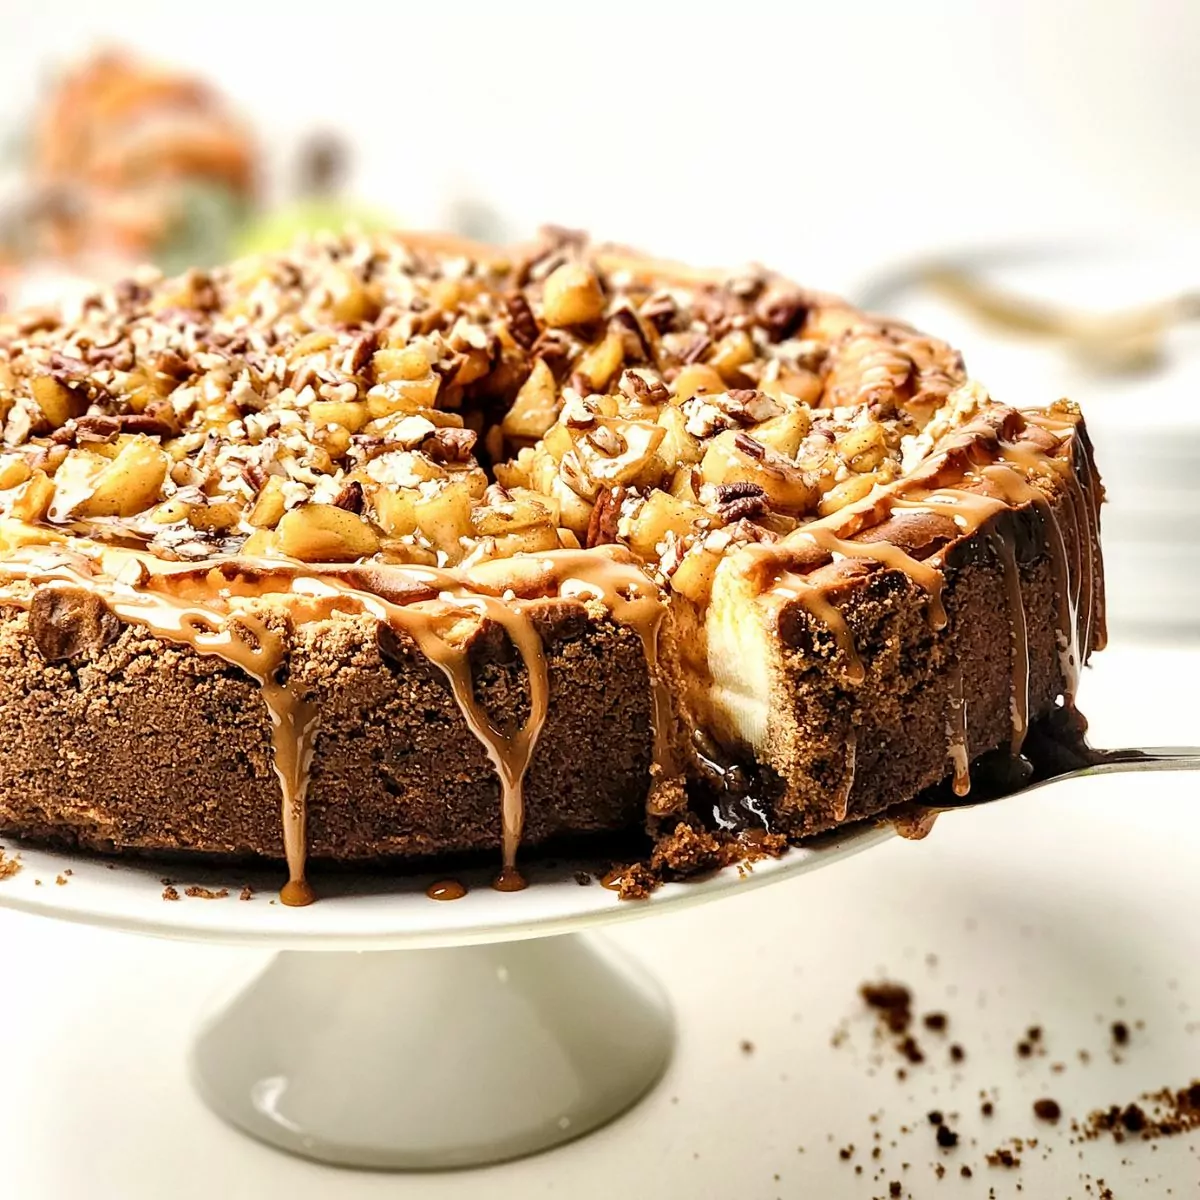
xmin=29 ymin=49 xmax=256 ymax=262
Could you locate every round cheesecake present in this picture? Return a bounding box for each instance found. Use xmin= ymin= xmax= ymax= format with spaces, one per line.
xmin=0 ymin=229 xmax=1105 ymax=902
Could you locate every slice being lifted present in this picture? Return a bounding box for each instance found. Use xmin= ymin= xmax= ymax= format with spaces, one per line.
xmin=0 ymin=229 xmax=1104 ymax=902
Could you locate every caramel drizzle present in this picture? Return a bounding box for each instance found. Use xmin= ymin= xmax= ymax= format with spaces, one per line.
xmin=832 ymin=728 xmax=858 ymax=822
xmin=0 ymin=543 xmax=671 ymax=904
xmin=761 ymin=565 xmax=867 ymax=686
xmin=990 ymin=525 xmax=1030 ymax=755
xmin=894 ymin=488 xmax=1032 ymax=757
xmin=752 ymin=410 xmax=1099 ymax=786
xmin=1026 ymin=410 xmax=1108 ymax=652
xmin=946 ymin=665 xmax=971 ymax=797
xmin=979 ymin=462 xmax=1080 ymax=705
xmin=802 ymin=527 xmax=948 ymax=631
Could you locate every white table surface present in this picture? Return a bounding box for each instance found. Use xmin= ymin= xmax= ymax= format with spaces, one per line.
xmin=1 ymin=641 xmax=1197 ymax=1200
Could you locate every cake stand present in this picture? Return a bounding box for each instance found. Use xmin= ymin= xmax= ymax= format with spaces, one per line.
xmin=0 ymin=823 xmax=892 ymax=1170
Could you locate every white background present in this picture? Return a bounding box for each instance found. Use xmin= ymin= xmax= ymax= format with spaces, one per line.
xmin=4 ymin=0 xmax=1200 ymax=291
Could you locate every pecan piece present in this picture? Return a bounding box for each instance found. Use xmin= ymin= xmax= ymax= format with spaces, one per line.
xmin=72 ymin=416 xmax=122 ymax=443
xmin=609 ymin=307 xmax=652 ymax=361
xmin=640 ymin=291 xmax=678 ymax=332
xmin=346 ymin=329 xmax=379 ymax=376
xmin=28 ymin=587 xmax=123 ymax=662
xmin=529 ymin=328 xmax=576 ymax=379
xmin=506 ymin=292 xmax=540 ymax=351
xmin=711 ymin=480 xmax=768 ymax=522
xmin=586 ymin=485 xmax=625 ymax=548
xmin=732 ymin=431 xmax=767 ymax=460
xmin=241 ymin=463 xmax=268 ymax=493
xmin=423 ymin=427 xmax=477 ymax=463
xmin=331 ymin=479 xmax=365 ymax=514
xmin=153 ymin=350 xmax=193 ymax=380
xmin=619 ymin=370 xmax=670 ymax=407
xmin=756 ymin=292 xmax=809 ymax=341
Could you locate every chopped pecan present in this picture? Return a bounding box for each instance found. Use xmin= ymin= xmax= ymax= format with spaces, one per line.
xmin=640 ymin=291 xmax=678 ymax=332
xmin=28 ymin=587 xmax=123 ymax=662
xmin=732 ymin=431 xmax=767 ymax=460
xmin=85 ymin=343 xmax=135 ymax=371
xmin=71 ymin=416 xmax=122 ymax=443
xmin=619 ymin=370 xmax=670 ymax=407
xmin=711 ymin=481 xmax=768 ymax=523
xmin=505 ymin=292 xmax=540 ymax=351
xmin=530 ymin=328 xmax=576 ymax=379
xmin=346 ymin=329 xmax=378 ymax=375
xmin=681 ymin=333 xmax=713 ymax=364
xmin=609 ymin=307 xmax=652 ymax=361
xmin=61 ymin=410 xmax=180 ymax=444
xmin=331 ymin=479 xmax=365 ymax=514
xmin=153 ymin=350 xmax=193 ymax=380
xmin=756 ymin=292 xmax=809 ymax=341
xmin=562 ymin=394 xmax=596 ymax=429
xmin=124 ymin=406 xmax=181 ymax=438
xmin=48 ymin=351 xmax=92 ymax=379
xmin=693 ymin=292 xmax=735 ymax=338
xmin=723 ymin=518 xmax=778 ymax=545
xmin=423 ymin=427 xmax=477 ymax=463
xmin=241 ymin=463 xmax=268 ymax=493
xmin=586 ymin=485 xmax=624 ymax=548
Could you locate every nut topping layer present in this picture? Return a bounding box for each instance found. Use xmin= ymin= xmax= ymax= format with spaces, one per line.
xmin=0 ymin=228 xmax=969 ymax=600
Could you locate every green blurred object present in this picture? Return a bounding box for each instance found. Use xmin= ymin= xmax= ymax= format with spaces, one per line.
xmin=233 ymin=200 xmax=395 ymax=257
xmin=157 ymin=181 xmax=252 ymax=275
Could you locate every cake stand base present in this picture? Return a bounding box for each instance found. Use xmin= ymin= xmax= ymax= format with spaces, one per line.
xmin=189 ymin=933 xmax=674 ymax=1169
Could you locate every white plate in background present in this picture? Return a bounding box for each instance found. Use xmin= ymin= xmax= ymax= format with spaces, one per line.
xmin=856 ymin=237 xmax=1200 ymax=642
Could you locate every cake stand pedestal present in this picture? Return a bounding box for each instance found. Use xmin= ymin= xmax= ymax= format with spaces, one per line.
xmin=191 ymin=937 xmax=672 ymax=1168
xmin=0 ymin=824 xmax=891 ymax=1170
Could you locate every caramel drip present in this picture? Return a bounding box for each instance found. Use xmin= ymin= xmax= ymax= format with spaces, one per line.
xmin=0 ymin=559 xmax=324 ymax=905
xmin=803 ymin=527 xmax=948 ymax=631
xmin=1023 ymin=411 xmax=1107 ymax=652
xmin=980 ymin=462 xmax=1080 ymax=705
xmin=891 ymin=487 xmax=1008 ymax=533
xmin=492 ymin=867 xmax=529 ymax=893
xmin=426 ymin=879 xmax=467 ymax=901
xmin=773 ymin=575 xmax=866 ymax=686
xmin=893 ymin=808 xmax=939 ymax=840
xmin=946 ymin=666 xmax=971 ymax=797
xmin=988 ymin=525 xmax=1030 ymax=755
xmin=832 ymin=728 xmax=858 ymax=822
xmin=0 ymin=543 xmax=672 ymax=904
xmin=888 ymin=488 xmax=1032 ymax=757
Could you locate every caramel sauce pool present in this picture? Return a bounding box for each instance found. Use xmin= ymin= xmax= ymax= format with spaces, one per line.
xmin=426 ymin=879 xmax=467 ymax=901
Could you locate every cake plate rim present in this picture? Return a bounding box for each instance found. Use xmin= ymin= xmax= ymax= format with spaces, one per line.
xmin=0 ymin=819 xmax=895 ymax=951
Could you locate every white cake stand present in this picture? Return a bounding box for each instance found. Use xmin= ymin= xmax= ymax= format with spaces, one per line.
xmin=0 ymin=823 xmax=891 ymax=1170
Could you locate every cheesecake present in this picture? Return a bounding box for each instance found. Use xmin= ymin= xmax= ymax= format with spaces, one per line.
xmin=0 ymin=228 xmax=1105 ymax=902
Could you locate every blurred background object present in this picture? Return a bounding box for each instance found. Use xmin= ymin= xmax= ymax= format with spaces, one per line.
xmin=858 ymin=240 xmax=1200 ymax=644
xmin=0 ymin=42 xmax=417 ymax=308
xmin=0 ymin=0 xmax=1197 ymax=641
xmin=0 ymin=48 xmax=256 ymax=293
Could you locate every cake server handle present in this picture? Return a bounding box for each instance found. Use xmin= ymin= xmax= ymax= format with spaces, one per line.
xmin=1023 ymin=746 xmax=1200 ymax=794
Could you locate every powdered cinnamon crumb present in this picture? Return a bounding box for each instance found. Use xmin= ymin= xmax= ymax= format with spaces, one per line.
xmin=162 ymin=885 xmax=180 ymax=901
xmin=0 ymin=849 xmax=21 ymax=880
xmin=184 ymin=885 xmax=229 ymax=900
